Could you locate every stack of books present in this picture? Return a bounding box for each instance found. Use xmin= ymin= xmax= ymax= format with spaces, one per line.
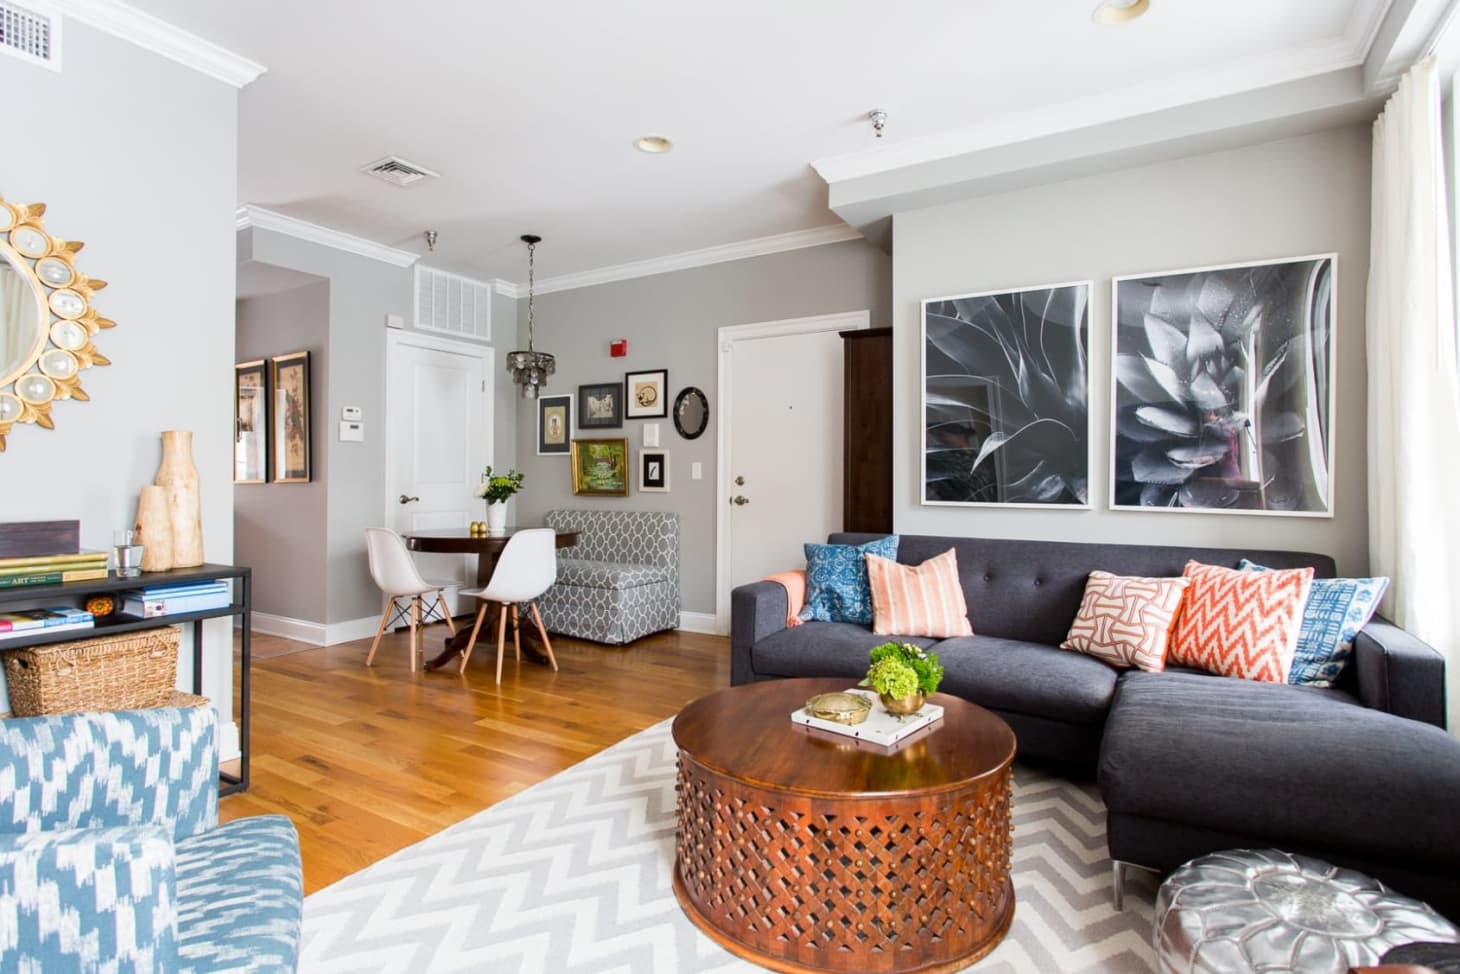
xmin=0 ymin=606 xmax=96 ymax=642
xmin=121 ymin=580 xmax=231 ymax=619
xmin=0 ymin=551 xmax=109 ymax=589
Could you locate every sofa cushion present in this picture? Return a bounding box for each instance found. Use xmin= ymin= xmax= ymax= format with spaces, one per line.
xmin=1060 ymin=571 xmax=1189 ymax=672
xmin=175 ymin=815 xmax=302 ymax=974
xmin=1100 ymin=671 xmax=1460 ymax=869
xmin=554 ymin=559 xmax=671 ymax=590
xmin=802 ymin=536 xmax=899 ymax=625
xmin=866 ymin=548 xmax=973 ymax=638
xmin=934 ymin=635 xmax=1120 ymax=725
xmin=1169 ymin=560 xmax=1313 ymax=682
xmin=752 ymin=622 xmax=935 ymax=680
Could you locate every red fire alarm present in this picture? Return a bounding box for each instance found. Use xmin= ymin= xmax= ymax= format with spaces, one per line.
xmin=610 ymin=339 xmax=628 ymax=357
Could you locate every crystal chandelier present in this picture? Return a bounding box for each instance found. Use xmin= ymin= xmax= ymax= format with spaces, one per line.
xmin=506 ymin=234 xmax=556 ymax=399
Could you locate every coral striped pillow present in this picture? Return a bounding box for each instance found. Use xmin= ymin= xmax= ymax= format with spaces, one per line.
xmin=1060 ymin=571 xmax=1189 ymax=672
xmin=865 ymin=549 xmax=973 ymax=638
xmin=1168 ymin=560 xmax=1314 ymax=683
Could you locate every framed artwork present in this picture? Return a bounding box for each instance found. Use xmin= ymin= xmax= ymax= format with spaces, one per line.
xmin=578 ymin=382 xmax=623 ymax=429
xmin=639 ymin=449 xmax=670 ymax=492
xmin=570 ymin=438 xmax=630 ymax=496
xmin=537 ymin=394 xmax=572 ymax=456
xmin=625 ymin=369 xmax=668 ymax=419
xmin=922 ymin=281 xmax=1092 ymax=507
xmin=1111 ymin=254 xmax=1336 ymax=516
xmin=233 ymin=360 xmax=268 ymax=484
xmin=270 ymin=350 xmax=311 ymax=484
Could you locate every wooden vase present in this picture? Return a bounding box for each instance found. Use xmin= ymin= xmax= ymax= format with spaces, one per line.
xmin=156 ymin=430 xmax=203 ymax=568
xmin=135 ymin=484 xmax=173 ymax=572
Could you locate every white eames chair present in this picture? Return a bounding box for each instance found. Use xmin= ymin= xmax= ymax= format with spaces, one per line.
xmin=364 ymin=527 xmax=457 ymax=671
xmin=459 ymin=528 xmax=558 ymax=682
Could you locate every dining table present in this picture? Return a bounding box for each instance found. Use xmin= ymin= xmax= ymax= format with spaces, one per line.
xmin=403 ymin=525 xmax=580 ymax=672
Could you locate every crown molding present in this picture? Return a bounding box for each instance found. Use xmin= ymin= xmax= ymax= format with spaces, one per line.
xmin=59 ymin=0 xmax=265 ymax=88
xmin=235 ymin=206 xmax=419 ymax=268
xmin=524 ymin=224 xmax=862 ymax=296
xmin=812 ymin=7 xmax=1390 ymax=187
xmin=490 ymin=279 xmax=522 ymax=299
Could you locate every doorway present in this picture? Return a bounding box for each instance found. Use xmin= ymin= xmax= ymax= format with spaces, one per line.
xmin=384 ymin=329 xmax=493 ymax=613
xmin=715 ymin=310 xmax=869 ymax=631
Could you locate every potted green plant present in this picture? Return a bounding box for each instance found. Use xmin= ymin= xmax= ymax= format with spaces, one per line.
xmin=860 ymin=642 xmax=945 ymax=715
xmin=475 ymin=466 xmax=525 ymax=534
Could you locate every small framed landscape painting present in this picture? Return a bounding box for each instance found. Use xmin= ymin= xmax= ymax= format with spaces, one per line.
xmin=570 ymin=438 xmax=630 ymax=496
xmin=1111 ymin=254 xmax=1336 ymax=516
xmin=537 ymin=394 xmax=572 ymax=456
xmin=578 ymin=382 xmax=623 ymax=429
xmin=270 ymin=350 xmax=311 ymax=484
xmin=639 ymin=449 xmax=669 ymax=492
xmin=234 ymin=360 xmax=268 ymax=484
xmin=922 ymin=281 xmax=1092 ymax=507
xmin=625 ymin=369 xmax=668 ymax=419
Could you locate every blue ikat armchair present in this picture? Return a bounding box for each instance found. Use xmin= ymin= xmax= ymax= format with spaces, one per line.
xmin=0 ymin=706 xmax=302 ymax=972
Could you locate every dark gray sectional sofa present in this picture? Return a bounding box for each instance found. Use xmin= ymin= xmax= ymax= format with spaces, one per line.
xmin=731 ymin=532 xmax=1460 ymax=920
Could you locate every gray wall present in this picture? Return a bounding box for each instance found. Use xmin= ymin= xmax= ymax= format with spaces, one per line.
xmin=239 ymin=232 xmax=519 ymax=625
xmin=234 ymin=282 xmax=330 ymax=621
xmin=892 ymin=125 xmax=1374 ymax=574
xmin=513 ymin=239 xmax=893 ymax=614
xmin=0 ymin=24 xmax=239 ymax=744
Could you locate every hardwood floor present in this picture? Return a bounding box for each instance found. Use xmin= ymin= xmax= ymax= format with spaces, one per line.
xmin=223 ymin=622 xmax=730 ymax=894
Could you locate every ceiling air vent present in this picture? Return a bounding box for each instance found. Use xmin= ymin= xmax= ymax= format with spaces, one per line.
xmin=359 ymin=155 xmax=440 ymax=188
xmin=0 ymin=0 xmax=60 ymax=70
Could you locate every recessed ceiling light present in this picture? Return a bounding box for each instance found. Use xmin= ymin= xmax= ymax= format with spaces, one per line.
xmin=634 ymin=135 xmax=673 ymax=154
xmin=1093 ymin=0 xmax=1149 ymax=25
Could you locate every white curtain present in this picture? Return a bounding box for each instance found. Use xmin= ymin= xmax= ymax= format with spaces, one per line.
xmin=1367 ymin=59 xmax=1460 ymax=734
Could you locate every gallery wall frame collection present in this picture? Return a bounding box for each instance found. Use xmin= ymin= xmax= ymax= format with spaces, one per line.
xmin=920 ymin=253 xmax=1338 ymax=518
xmin=234 ymin=351 xmax=312 ymax=485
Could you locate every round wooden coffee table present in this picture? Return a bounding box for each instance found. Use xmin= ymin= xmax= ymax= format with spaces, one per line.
xmin=672 ymin=677 xmax=1017 ymax=974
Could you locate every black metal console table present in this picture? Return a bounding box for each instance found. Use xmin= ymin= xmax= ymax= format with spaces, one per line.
xmin=0 ymin=564 xmax=252 ymax=795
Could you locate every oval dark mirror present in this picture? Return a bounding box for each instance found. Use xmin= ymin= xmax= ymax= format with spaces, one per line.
xmin=673 ymin=386 xmax=708 ymax=440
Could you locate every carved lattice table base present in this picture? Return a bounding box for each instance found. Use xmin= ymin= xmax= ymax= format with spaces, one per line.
xmin=671 ymin=679 xmax=1016 ymax=974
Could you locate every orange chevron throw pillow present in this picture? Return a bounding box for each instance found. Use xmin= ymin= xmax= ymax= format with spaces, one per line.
xmin=1060 ymin=572 xmax=1190 ymax=672
xmin=1168 ymin=560 xmax=1314 ymax=682
xmin=865 ymin=549 xmax=974 ymax=638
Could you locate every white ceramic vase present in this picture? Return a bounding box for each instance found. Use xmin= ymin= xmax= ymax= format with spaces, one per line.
xmin=486 ymin=500 xmax=508 ymax=534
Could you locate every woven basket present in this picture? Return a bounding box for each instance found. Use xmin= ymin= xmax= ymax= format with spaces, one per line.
xmin=0 ymin=690 xmax=208 ymax=720
xmin=2 ymin=627 xmax=181 ymax=717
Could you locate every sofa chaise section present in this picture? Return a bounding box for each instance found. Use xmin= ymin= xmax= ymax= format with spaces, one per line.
xmin=537 ymin=509 xmax=680 ymax=645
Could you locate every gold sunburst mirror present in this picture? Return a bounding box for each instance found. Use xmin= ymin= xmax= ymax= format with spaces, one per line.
xmin=0 ymin=194 xmax=113 ymax=452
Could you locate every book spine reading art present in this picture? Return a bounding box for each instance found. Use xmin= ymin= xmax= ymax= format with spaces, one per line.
xmin=0 ymin=573 xmax=62 ymax=588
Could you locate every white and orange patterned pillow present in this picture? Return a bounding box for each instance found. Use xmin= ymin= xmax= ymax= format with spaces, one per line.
xmin=1059 ymin=571 xmax=1189 ymax=671
xmin=1168 ymin=560 xmax=1314 ymax=682
xmin=865 ymin=549 xmax=974 ymax=638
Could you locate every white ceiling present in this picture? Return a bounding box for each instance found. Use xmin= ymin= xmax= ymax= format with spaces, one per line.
xmin=125 ymin=0 xmax=1388 ymax=284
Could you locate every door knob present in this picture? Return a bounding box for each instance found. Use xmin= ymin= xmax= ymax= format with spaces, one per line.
xmin=398 ymin=494 xmax=420 ymax=504
xmin=731 ymin=495 xmax=750 ymax=506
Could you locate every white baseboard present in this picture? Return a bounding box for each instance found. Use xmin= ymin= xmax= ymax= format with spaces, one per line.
xmin=242 ymin=611 xmax=383 ymax=647
xmin=679 ymin=611 xmax=725 ymax=636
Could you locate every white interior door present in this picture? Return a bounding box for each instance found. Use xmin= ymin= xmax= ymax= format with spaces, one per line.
xmin=385 ymin=331 xmax=492 ymax=610
xmin=723 ymin=316 xmax=862 ymax=617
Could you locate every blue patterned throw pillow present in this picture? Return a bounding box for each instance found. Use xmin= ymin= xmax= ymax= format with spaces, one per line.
xmin=1239 ymin=559 xmax=1389 ymax=687
xmin=800 ymin=536 xmax=900 ymax=625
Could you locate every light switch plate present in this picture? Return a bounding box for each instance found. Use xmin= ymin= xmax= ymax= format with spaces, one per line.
xmin=691 ymin=462 xmax=703 ymax=480
xmin=339 ymin=421 xmax=364 ymax=442
xmin=642 ymin=423 xmax=660 ymax=448
xmin=342 ymin=406 xmax=362 ymax=421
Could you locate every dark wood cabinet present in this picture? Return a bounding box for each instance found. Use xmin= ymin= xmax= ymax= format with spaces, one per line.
xmin=841 ymin=327 xmax=893 ymax=533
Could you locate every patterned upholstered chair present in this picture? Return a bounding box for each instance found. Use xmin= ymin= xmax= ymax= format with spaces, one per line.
xmin=0 ymin=706 xmax=302 ymax=972
xmin=536 ymin=510 xmax=680 ymax=645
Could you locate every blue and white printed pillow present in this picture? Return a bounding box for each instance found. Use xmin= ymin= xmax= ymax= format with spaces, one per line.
xmin=800 ymin=536 xmax=900 ymax=625
xmin=1239 ymin=559 xmax=1389 ymax=687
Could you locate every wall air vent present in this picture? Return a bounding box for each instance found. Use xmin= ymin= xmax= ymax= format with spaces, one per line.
xmin=0 ymin=0 xmax=60 ymax=70
xmin=414 ymin=265 xmax=492 ymax=342
xmin=359 ymin=155 xmax=440 ymax=188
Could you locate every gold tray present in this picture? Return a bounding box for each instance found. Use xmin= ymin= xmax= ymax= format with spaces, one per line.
xmin=804 ymin=691 xmax=872 ymax=726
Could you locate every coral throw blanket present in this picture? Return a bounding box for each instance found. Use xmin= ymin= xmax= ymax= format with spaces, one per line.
xmin=761 ymin=570 xmax=806 ymax=627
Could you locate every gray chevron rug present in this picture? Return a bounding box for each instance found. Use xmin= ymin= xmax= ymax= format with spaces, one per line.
xmin=301 ymin=719 xmax=1158 ymax=972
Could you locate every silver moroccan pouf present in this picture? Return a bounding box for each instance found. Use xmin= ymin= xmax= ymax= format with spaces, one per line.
xmin=1155 ymin=849 xmax=1460 ymax=973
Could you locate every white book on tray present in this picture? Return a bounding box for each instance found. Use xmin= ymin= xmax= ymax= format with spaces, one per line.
xmin=790 ymin=687 xmax=944 ymax=747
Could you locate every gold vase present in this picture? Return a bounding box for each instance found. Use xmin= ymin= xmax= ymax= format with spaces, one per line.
xmin=879 ymin=691 xmax=926 ymax=716
xmin=156 ymin=430 xmax=203 ymax=568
